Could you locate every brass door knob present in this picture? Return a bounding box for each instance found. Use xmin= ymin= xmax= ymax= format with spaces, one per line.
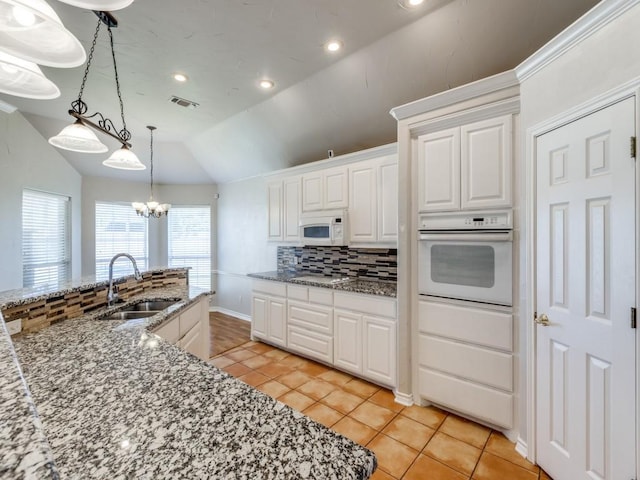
xmin=535 ymin=313 xmax=550 ymax=326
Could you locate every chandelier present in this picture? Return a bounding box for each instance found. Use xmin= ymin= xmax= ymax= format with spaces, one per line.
xmin=132 ymin=126 xmax=170 ymax=218
xmin=48 ymin=11 xmax=145 ymax=170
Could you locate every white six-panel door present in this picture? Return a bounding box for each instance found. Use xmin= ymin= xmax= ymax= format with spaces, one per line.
xmin=535 ymin=97 xmax=636 ymax=480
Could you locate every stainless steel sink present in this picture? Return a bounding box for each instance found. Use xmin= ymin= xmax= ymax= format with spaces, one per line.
xmin=100 ymin=310 xmax=160 ymax=321
xmin=123 ymin=300 xmax=179 ymax=312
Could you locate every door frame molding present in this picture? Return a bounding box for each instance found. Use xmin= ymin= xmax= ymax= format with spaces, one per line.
xmin=524 ymin=78 xmax=640 ymax=476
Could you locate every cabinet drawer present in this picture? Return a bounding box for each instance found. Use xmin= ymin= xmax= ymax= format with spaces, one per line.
xmin=178 ymin=322 xmax=200 ymax=350
xmin=419 ymin=334 xmax=512 ymax=391
xmin=287 ymin=285 xmax=308 ymax=301
xmin=334 ymin=292 xmax=396 ymax=318
xmin=287 ymin=325 xmax=332 ymax=363
xmin=288 ymin=301 xmax=333 ymax=334
xmin=309 ymin=287 xmax=332 ymax=306
xmin=419 ymin=367 xmax=513 ymax=429
xmin=179 ymin=301 xmax=201 ymax=337
xmin=153 ymin=317 xmax=180 ymax=344
xmin=253 ymin=280 xmax=287 ymax=297
xmin=419 ymin=300 xmax=512 ymax=351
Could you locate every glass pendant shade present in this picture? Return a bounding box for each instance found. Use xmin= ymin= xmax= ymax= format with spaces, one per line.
xmin=56 ymin=0 xmax=134 ymax=10
xmin=48 ymin=119 xmax=109 ymax=152
xmin=0 ymin=0 xmax=86 ymax=67
xmin=102 ymin=145 xmax=146 ymax=170
xmin=0 ymin=50 xmax=59 ymax=98
xmin=132 ymin=199 xmax=171 ymax=218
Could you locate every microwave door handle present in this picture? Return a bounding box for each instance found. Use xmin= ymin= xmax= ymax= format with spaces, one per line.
xmin=418 ymin=231 xmax=513 ymax=242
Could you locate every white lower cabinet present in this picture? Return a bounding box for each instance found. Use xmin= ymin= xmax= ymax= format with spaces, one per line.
xmin=418 ymin=299 xmax=513 ymax=428
xmin=251 ymin=280 xmax=287 ymax=347
xmin=251 ymin=279 xmax=398 ymax=388
xmin=153 ymin=296 xmax=210 ymax=361
xmin=334 ymin=292 xmax=397 ymax=387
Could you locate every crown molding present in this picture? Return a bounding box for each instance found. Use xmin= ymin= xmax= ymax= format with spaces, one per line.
xmin=389 ymin=70 xmax=519 ymax=122
xmin=516 ymin=0 xmax=640 ymax=82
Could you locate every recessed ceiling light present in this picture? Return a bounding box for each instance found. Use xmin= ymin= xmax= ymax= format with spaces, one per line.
xmin=326 ymin=40 xmax=342 ymax=52
xmin=259 ymin=79 xmax=274 ymax=89
xmin=173 ymin=73 xmax=188 ymax=82
xmin=398 ymin=0 xmax=424 ymax=8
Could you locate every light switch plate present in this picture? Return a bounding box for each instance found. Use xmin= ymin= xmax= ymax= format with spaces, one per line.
xmin=6 ymin=319 xmax=21 ymax=335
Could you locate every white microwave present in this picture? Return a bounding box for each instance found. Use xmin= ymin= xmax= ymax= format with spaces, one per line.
xmin=299 ymin=209 xmax=347 ymax=246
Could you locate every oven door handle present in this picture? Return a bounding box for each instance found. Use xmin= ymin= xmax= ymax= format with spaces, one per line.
xmin=418 ymin=231 xmax=513 ymax=242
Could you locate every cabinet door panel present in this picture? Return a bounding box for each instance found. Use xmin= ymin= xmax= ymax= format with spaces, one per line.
xmin=334 ymin=310 xmax=362 ymax=374
xmin=461 ymin=115 xmax=512 ymax=209
xmin=349 ymin=164 xmax=377 ymax=243
xmin=268 ymin=298 xmax=287 ymax=347
xmin=418 ymin=128 xmax=460 ymax=212
xmin=283 ymin=177 xmax=301 ymax=241
xmin=154 ymin=317 xmax=180 ymax=344
xmin=302 ymin=173 xmax=323 ymax=211
xmin=324 ymin=167 xmax=348 ymax=208
xmin=363 ymin=316 xmax=396 ymax=386
xmin=251 ymin=295 xmax=268 ymax=339
xmin=267 ymin=181 xmax=283 ymax=240
xmin=378 ymin=160 xmax=398 ymax=243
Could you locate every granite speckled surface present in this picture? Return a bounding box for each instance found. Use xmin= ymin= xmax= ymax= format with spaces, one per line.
xmin=247 ymin=271 xmax=397 ymax=298
xmin=8 ymin=285 xmax=376 ymax=479
xmin=0 ymin=267 xmax=188 ymax=310
xmin=0 ymin=315 xmax=58 ymax=480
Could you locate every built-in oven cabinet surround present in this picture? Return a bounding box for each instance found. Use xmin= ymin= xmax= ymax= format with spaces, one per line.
xmin=417 ymin=115 xmax=512 ymax=213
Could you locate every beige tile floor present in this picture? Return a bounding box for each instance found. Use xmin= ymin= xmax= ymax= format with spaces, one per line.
xmin=209 ymin=341 xmax=553 ymax=480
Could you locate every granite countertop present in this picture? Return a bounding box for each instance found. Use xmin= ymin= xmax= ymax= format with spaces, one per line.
xmin=247 ymin=272 xmax=397 ymax=298
xmin=7 ymin=285 xmax=377 ymax=479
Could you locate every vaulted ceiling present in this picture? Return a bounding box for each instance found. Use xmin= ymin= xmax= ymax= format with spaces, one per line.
xmin=3 ymin=0 xmax=599 ymax=184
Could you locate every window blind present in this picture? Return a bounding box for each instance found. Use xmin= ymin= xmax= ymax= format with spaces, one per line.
xmin=95 ymin=202 xmax=148 ymax=280
xmin=22 ymin=189 xmax=71 ymax=289
xmin=168 ymin=206 xmax=211 ymax=289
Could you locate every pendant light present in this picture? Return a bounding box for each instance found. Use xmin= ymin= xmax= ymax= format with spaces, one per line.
xmin=48 ymin=11 xmax=144 ymax=170
xmin=132 ymin=126 xmax=170 ymax=218
xmin=56 ymin=0 xmax=134 ymax=10
xmin=0 ymin=0 xmax=85 ymax=67
xmin=0 ymin=50 xmax=60 ymax=99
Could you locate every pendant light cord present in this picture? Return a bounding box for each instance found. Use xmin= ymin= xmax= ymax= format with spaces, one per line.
xmin=108 ymin=25 xmax=130 ymax=142
xmin=74 ymin=19 xmax=101 ymax=112
xmin=149 ymin=127 xmax=155 ymax=199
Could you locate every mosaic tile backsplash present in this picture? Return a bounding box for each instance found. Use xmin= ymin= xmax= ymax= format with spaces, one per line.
xmin=277 ymin=246 xmax=397 ymax=281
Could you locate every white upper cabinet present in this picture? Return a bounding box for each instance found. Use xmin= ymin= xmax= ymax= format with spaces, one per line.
xmin=267 ymin=181 xmax=283 ymax=240
xmin=267 ymin=176 xmax=300 ymax=242
xmin=302 ymin=166 xmax=348 ymax=211
xmin=461 ymin=115 xmax=512 ymax=210
xmin=418 ymin=127 xmax=460 ymax=212
xmin=418 ymin=115 xmax=512 ymax=212
xmin=349 ymin=155 xmax=398 ymax=245
xmin=283 ymin=177 xmax=301 ymax=242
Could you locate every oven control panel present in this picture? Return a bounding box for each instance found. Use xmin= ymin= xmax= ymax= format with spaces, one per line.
xmin=419 ymin=210 xmax=512 ymax=230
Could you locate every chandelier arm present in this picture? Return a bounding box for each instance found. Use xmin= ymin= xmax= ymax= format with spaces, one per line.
xmin=68 ymin=110 xmax=132 ymax=148
xmin=108 ymin=25 xmax=131 ymax=142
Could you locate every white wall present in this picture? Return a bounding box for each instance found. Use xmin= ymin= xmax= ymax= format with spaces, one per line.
xmin=517 ymin=0 xmax=640 ymax=453
xmin=0 ymin=112 xmax=82 ymax=291
xmin=215 ymin=176 xmax=278 ymax=317
xmin=81 ymin=177 xmax=217 ymax=296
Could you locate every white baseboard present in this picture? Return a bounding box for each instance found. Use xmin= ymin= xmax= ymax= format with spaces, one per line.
xmin=209 ymin=306 xmax=251 ymax=322
xmin=515 ymin=436 xmax=528 ymax=459
xmin=393 ymin=390 xmax=414 ymax=407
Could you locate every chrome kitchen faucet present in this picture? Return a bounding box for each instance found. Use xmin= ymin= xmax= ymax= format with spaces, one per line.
xmin=107 ymin=253 xmax=143 ymax=307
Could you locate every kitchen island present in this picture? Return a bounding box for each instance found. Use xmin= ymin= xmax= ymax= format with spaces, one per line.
xmin=1 ymin=272 xmax=376 ymax=479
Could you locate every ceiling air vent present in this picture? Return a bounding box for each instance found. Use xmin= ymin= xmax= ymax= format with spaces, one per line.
xmin=169 ymin=95 xmax=199 ymax=109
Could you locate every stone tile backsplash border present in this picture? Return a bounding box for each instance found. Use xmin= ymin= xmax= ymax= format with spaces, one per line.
xmin=277 ymin=246 xmax=397 ymax=281
xmin=1 ymin=269 xmax=188 ymax=334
